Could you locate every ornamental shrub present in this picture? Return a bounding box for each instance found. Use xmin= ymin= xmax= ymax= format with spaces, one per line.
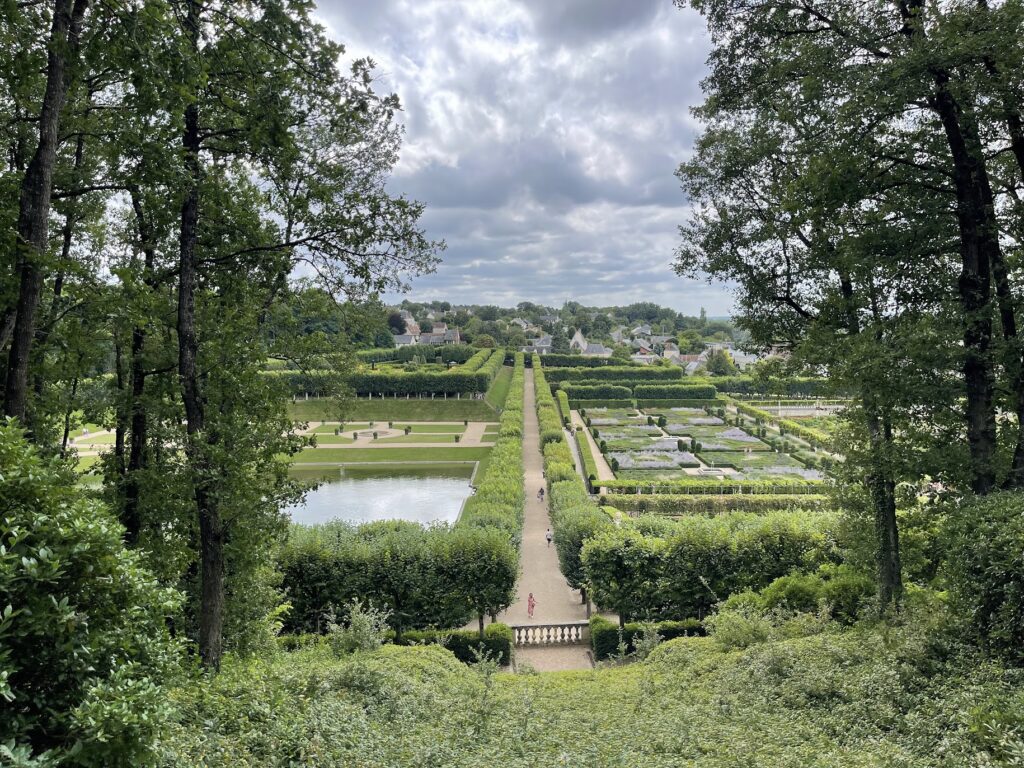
xmin=0 ymin=424 xmax=182 ymax=766
xmin=633 ymin=384 xmax=718 ymax=400
xmin=943 ymin=492 xmax=1024 ymax=661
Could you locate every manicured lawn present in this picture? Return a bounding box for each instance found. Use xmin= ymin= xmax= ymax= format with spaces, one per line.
xmin=311 ymin=434 xmax=356 ymax=444
xmin=293 ymin=446 xmax=492 ymax=463
xmin=375 ymin=434 xmax=462 ymax=444
xmin=485 ymin=365 xmax=514 ymax=409
xmin=288 ymin=397 xmax=496 ymax=422
xmin=395 ymin=424 xmax=468 ymax=433
xmin=74 ymin=433 xmax=115 ymax=445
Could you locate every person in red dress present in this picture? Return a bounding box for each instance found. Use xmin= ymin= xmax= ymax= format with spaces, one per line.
xmin=527 ymin=592 xmax=537 ymax=619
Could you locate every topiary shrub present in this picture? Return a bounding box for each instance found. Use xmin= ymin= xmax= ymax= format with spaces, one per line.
xmin=0 ymin=424 xmax=182 ymax=765
xmin=943 ymin=492 xmax=1024 ymax=661
xmin=395 ymin=622 xmax=513 ymax=665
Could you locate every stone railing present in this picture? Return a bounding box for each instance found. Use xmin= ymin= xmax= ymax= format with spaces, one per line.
xmin=511 ymin=621 xmax=589 ymax=646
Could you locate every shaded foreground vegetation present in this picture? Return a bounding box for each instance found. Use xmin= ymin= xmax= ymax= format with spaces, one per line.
xmin=156 ymin=614 xmax=1024 ymax=767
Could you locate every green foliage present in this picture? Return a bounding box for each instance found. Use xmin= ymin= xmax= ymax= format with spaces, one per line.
xmin=589 ymin=615 xmax=704 ymax=660
xmin=604 ymin=493 xmax=832 ymax=515
xmin=632 ymin=384 xmax=718 ymax=399
xmin=0 ymin=424 xmax=182 ymax=766
xmin=539 ymin=354 xmax=643 ymax=368
xmin=560 ymin=384 xmax=633 ymax=400
xmin=598 ymin=477 xmax=824 ymax=495
xmin=943 ymin=492 xmax=1024 ymax=662
xmin=543 ymin=366 xmax=682 ymax=383
xmin=583 ymin=511 xmax=841 ymax=621
xmin=395 ymin=623 xmax=513 ymax=665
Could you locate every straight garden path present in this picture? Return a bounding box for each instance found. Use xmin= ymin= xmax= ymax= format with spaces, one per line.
xmin=497 ymin=368 xmax=592 ymax=671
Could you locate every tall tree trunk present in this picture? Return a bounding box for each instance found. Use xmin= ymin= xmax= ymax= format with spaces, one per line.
xmin=122 ymin=190 xmax=157 ymax=545
xmin=839 ymin=271 xmax=903 ymax=607
xmin=3 ymin=0 xmax=90 ymax=421
xmin=177 ymin=0 xmax=223 ymax=670
xmin=899 ymin=1 xmax=999 ymax=494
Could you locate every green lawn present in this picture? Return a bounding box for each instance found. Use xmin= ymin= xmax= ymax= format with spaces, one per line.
xmin=485 ymin=365 xmax=514 ymax=409
xmin=375 ymin=434 xmax=462 ymax=444
xmin=293 ymin=446 xmax=492 ymax=463
xmin=395 ymin=424 xmax=468 ymax=433
xmin=310 ymin=434 xmax=356 ymax=444
xmin=289 ymin=397 xmax=496 ymax=422
xmin=312 ymin=423 xmax=371 ymax=433
xmin=74 ymin=433 xmax=115 ymax=445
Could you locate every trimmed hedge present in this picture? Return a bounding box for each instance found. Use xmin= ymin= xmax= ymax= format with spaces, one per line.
xmin=533 ymin=360 xmax=566 ymax=445
xmin=575 ymin=431 xmax=601 ymax=485
xmin=724 ymin=396 xmax=832 ymax=449
xmin=539 ymin=354 xmax=642 ymax=368
xmin=596 ymin=478 xmax=824 ymax=495
xmin=569 ymin=399 xmax=635 ymax=409
xmin=589 ymin=615 xmax=704 ymax=660
xmin=561 ymin=384 xmax=633 ymax=401
xmin=459 ymin=353 xmax=525 ymax=537
xmin=556 ymin=390 xmax=571 ymax=424
xmin=688 ymin=376 xmax=836 ymax=397
xmin=636 ymin=398 xmax=724 ymax=409
xmin=544 ymin=366 xmax=682 ymax=383
xmin=603 ymin=493 xmax=832 ymax=515
xmin=632 ymin=384 xmax=717 ymax=399
xmin=394 ymin=623 xmax=513 ymax=665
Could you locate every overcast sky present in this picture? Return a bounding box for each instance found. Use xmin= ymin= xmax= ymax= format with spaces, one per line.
xmin=315 ymin=0 xmax=731 ymax=315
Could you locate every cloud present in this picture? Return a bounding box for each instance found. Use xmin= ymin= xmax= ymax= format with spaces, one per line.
xmin=314 ymin=0 xmax=731 ymax=314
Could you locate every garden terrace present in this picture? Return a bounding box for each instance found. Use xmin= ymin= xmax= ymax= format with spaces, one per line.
xmin=602 ymin=492 xmax=832 ymax=515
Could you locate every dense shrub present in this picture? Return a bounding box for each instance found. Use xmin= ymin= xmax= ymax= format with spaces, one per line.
xmin=943 ymin=492 xmax=1024 ymax=661
xmin=632 ymin=384 xmax=717 ymax=399
xmin=0 ymin=425 xmax=182 ymax=766
xmin=589 ymin=615 xmax=704 ymax=659
xmin=689 ymin=376 xmax=835 ymax=397
xmin=395 ymin=622 xmax=513 ymax=665
xmin=556 ymin=390 xmax=571 ymax=424
xmin=533 ymin=359 xmax=566 ymax=444
xmin=583 ymin=511 xmax=840 ymax=622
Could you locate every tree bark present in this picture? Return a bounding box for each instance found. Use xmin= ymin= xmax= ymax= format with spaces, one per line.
xmin=839 ymin=271 xmax=903 ymax=607
xmin=3 ymin=0 xmax=90 ymax=421
xmin=177 ymin=0 xmax=224 ymax=670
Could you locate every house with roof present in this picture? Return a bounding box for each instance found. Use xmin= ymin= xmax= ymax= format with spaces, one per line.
xmin=585 ymin=342 xmax=613 ymax=358
xmin=420 ymin=328 xmax=461 ymax=345
xmin=510 ymin=317 xmax=530 ymax=330
xmin=609 ymin=327 xmax=626 ymax=343
xmin=523 ymin=335 xmax=553 ymax=355
xmin=631 ymin=324 xmax=653 ymax=337
xmin=404 ymin=320 xmax=421 ymax=336
xmin=649 ymin=335 xmax=673 ymax=345
xmin=393 ymin=333 xmax=418 ymax=347
xmin=432 ymin=321 xmax=448 ymax=333
xmin=630 ymin=353 xmax=659 ymax=365
xmin=570 ymin=329 xmax=588 ymax=352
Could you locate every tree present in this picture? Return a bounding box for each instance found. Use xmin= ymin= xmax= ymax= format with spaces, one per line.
xmin=551 ymin=325 xmax=571 ymax=354
xmin=473 ymin=334 xmax=496 ymax=349
xmin=387 ymin=312 xmax=407 ymax=334
xmin=704 ymin=349 xmax=738 ymax=376
xmin=0 ymin=424 xmax=181 ymax=764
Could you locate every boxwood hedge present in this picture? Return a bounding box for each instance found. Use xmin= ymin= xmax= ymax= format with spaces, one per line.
xmin=589 ymin=615 xmax=704 ymax=659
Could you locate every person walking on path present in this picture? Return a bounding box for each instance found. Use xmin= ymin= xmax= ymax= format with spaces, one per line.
xmin=545 ymin=529 xmax=553 ymax=548
xmin=527 ymin=592 xmax=537 ymax=619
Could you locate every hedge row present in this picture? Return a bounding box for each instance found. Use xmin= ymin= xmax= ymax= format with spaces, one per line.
xmin=632 ymin=384 xmax=717 ymax=399
xmin=279 ymin=522 xmax=518 ymax=639
xmin=574 ymin=431 xmax=601 ymax=486
xmin=533 ymin=361 xmax=565 ymax=445
xmin=581 ymin=510 xmax=841 ymax=622
xmin=556 ymin=390 xmax=571 ymax=425
xmin=355 ymin=345 xmax=479 ymax=365
xmin=543 ymin=366 xmax=682 ymax=383
xmin=596 ymin=477 xmax=824 ymax=495
xmin=348 ymin=348 xmax=504 ymax=396
xmin=560 ymin=384 xmax=633 ymax=401
xmin=569 ymin=399 xmax=634 ymax=410
xmin=458 ymin=353 xmax=525 ymax=538
xmin=539 ymin=354 xmax=642 ymax=368
xmin=688 ymin=376 xmax=835 ymax=397
xmin=602 ymin=493 xmax=832 ymax=515
xmin=636 ymin=398 xmax=724 ymax=409
xmin=589 ymin=615 xmax=704 ymax=659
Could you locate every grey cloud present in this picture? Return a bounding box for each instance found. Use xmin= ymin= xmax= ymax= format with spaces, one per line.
xmin=315 ymin=0 xmax=731 ymax=315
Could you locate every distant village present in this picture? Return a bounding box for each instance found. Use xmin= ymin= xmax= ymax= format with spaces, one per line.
xmin=386 ymin=302 xmax=767 ymax=375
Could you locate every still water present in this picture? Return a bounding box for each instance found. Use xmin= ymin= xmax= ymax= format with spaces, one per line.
xmin=285 ymin=463 xmax=475 ymax=526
